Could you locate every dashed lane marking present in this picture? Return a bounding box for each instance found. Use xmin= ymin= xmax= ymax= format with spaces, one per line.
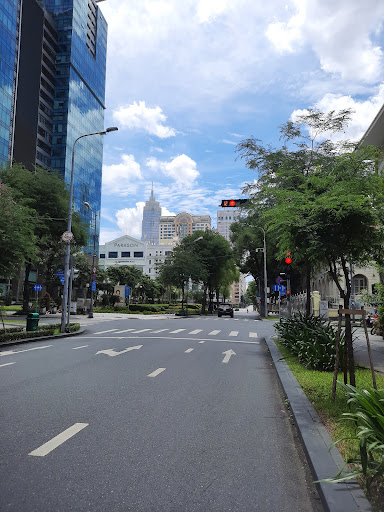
xmin=72 ymin=345 xmax=89 ymax=350
xmin=208 ymin=330 xmax=221 ymax=335
xmin=229 ymin=331 xmax=239 ymax=336
xmin=148 ymin=368 xmax=166 ymax=378
xmin=189 ymin=329 xmax=202 ymax=334
xmin=249 ymin=332 xmax=258 ymax=338
xmin=0 ymin=362 xmax=16 ymax=368
xmin=131 ymin=328 xmax=152 ymax=334
xmin=185 ymin=348 xmax=194 ymax=353
xmin=93 ymin=329 xmax=119 ymax=335
xmin=29 ymin=423 xmax=89 ymax=457
xmin=199 ymin=340 xmax=206 ymax=344
xmin=114 ymin=328 xmax=136 ymax=334
xmin=151 ymin=328 xmax=169 ymax=333
xmin=169 ymin=329 xmax=186 ymax=334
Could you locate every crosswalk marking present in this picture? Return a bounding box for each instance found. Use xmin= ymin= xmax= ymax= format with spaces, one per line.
xmin=249 ymin=332 xmax=258 ymax=338
xmin=114 ymin=328 xmax=135 ymax=334
xmin=148 ymin=368 xmax=166 ymax=378
xmin=208 ymin=330 xmax=220 ymax=335
xmin=185 ymin=348 xmax=194 ymax=353
xmin=151 ymin=328 xmax=169 ymax=333
xmin=93 ymin=329 xmax=118 ymax=335
xmin=169 ymin=329 xmax=185 ymax=334
xmin=229 ymin=331 xmax=238 ymax=337
xmin=0 ymin=362 xmax=16 ymax=368
xmin=189 ymin=329 xmax=202 ymax=334
xmin=131 ymin=328 xmax=152 ymax=334
xmin=72 ymin=345 xmax=89 ymax=350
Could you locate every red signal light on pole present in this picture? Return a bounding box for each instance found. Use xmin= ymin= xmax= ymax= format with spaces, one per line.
xmin=285 ymin=257 xmax=292 ymax=264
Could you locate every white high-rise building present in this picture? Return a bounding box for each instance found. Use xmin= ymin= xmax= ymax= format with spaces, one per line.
xmin=217 ymin=208 xmax=241 ymax=241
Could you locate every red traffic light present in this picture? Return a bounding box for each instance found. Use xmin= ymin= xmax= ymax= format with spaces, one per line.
xmin=220 ymin=199 xmax=248 ymax=207
xmin=285 ymin=257 xmax=292 ymax=264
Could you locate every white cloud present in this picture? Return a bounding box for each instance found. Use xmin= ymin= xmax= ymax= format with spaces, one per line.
xmin=266 ymin=0 xmax=384 ymax=84
xmin=196 ymin=0 xmax=233 ymax=23
xmin=113 ymin=101 xmax=176 ymax=138
xmin=102 ymin=154 xmax=142 ymax=196
xmin=115 ymin=202 xmax=145 ymax=239
xmin=99 ymin=227 xmax=123 ymax=245
xmin=161 ymin=206 xmax=175 ymax=216
xmin=222 ymin=139 xmax=237 ymax=145
xmin=146 ymin=154 xmax=199 ymax=185
xmin=291 ymin=83 xmax=384 ymax=141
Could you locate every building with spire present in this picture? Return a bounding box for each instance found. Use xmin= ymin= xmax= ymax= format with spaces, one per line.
xmin=141 ymin=185 xmax=162 ymax=244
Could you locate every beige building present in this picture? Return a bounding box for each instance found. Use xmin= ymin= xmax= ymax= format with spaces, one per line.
xmin=159 ymin=212 xmax=211 ymax=244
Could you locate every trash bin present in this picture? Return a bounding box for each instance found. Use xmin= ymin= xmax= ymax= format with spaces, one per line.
xmin=26 ymin=312 xmax=40 ymax=331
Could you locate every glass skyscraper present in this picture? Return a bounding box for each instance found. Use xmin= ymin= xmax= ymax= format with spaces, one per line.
xmin=141 ymin=187 xmax=162 ymax=244
xmin=0 ymin=0 xmax=20 ymax=165
xmin=1 ymin=0 xmax=107 ymax=251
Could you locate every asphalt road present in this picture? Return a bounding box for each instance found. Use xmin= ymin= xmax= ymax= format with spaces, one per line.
xmin=0 ymin=311 xmax=322 ymax=511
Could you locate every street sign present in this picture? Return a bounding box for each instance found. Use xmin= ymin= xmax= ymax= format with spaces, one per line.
xmin=125 ymin=286 xmax=130 ymax=297
xmin=92 ymin=267 xmax=97 ymax=274
xmin=91 ymin=282 xmax=96 ymax=291
xmin=55 ymin=270 xmax=64 ymax=276
xmin=276 ymin=276 xmax=283 ymax=285
xmin=61 ymin=231 xmax=73 ymax=243
xmin=273 ymin=285 xmax=286 ymax=292
xmin=59 ymin=277 xmax=65 ymax=285
xmin=33 ymin=284 xmax=43 ymax=291
xmin=92 ymin=274 xmax=96 ymax=282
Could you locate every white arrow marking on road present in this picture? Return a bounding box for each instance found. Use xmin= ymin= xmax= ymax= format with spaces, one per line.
xmin=96 ymin=345 xmax=143 ymax=357
xmin=93 ymin=329 xmax=119 ymax=335
xmin=29 ymin=423 xmax=88 ymax=457
xmin=229 ymin=331 xmax=238 ymax=337
xmin=0 ymin=362 xmax=16 ymax=368
xmin=185 ymin=348 xmax=194 ymax=353
xmin=148 ymin=368 xmax=166 ymax=377
xmin=222 ymin=349 xmax=236 ymax=363
xmin=249 ymin=332 xmax=258 ymax=338
xmin=0 ymin=345 xmax=53 ymax=357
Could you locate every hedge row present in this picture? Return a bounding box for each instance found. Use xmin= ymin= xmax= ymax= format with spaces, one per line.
xmin=0 ymin=323 xmax=80 ymax=343
xmin=0 ymin=326 xmax=25 ymax=334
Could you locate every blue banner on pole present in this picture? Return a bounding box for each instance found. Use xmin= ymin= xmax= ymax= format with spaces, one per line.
xmin=33 ymin=284 xmax=43 ymax=291
xmin=125 ymin=286 xmax=130 ymax=297
xmin=273 ymin=284 xmax=286 ymax=292
xmin=92 ymin=282 xmax=96 ymax=291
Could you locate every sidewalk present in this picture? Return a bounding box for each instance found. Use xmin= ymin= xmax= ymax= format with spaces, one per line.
xmin=353 ymin=326 xmax=384 ymax=373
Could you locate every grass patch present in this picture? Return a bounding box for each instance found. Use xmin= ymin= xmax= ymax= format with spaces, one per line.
xmin=1 ymin=305 xmax=22 ymax=311
xmin=275 ymin=339 xmax=384 ymax=510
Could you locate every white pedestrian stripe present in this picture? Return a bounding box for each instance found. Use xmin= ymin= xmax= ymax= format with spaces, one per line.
xmin=208 ymin=330 xmax=220 ymax=335
xmin=229 ymin=331 xmax=238 ymax=337
xmin=169 ymin=329 xmax=186 ymax=334
xmin=93 ymin=329 xmax=118 ymax=335
xmin=29 ymin=423 xmax=88 ymax=457
xmin=185 ymin=348 xmax=194 ymax=353
xmin=0 ymin=345 xmax=53 ymax=357
xmin=148 ymin=368 xmax=166 ymax=378
xmin=189 ymin=329 xmax=202 ymax=334
xmin=151 ymin=328 xmax=169 ymax=333
xmin=131 ymin=328 xmax=152 ymax=334
xmin=0 ymin=362 xmax=16 ymax=368
xmin=72 ymin=345 xmax=89 ymax=350
xmin=249 ymin=332 xmax=258 ymax=338
xmin=114 ymin=329 xmax=135 ymax=334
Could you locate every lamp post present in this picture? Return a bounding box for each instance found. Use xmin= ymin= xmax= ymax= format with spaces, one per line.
xmin=84 ymin=201 xmax=97 ymax=318
xmin=60 ymin=127 xmax=118 ymax=332
xmin=256 ymin=227 xmax=268 ymax=319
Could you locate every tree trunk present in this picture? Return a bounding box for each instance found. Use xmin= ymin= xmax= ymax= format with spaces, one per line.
xmin=202 ymin=286 xmax=207 ymax=314
xmin=22 ymin=262 xmax=32 ymax=313
xmin=306 ymin=261 xmax=311 ymax=317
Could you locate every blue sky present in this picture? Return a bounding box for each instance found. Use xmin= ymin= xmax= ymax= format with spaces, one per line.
xmin=98 ymin=0 xmax=384 ymax=244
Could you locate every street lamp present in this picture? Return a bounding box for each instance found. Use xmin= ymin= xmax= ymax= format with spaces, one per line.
xmin=84 ymin=201 xmax=97 ymax=318
xmin=256 ymin=227 xmax=268 ymax=319
xmin=60 ymin=127 xmax=118 ymax=332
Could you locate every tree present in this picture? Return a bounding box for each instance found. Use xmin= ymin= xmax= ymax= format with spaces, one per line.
xmin=0 ymin=183 xmax=36 ymax=277
xmin=237 ymin=109 xmax=384 ymax=386
xmin=0 ymin=163 xmax=87 ymax=311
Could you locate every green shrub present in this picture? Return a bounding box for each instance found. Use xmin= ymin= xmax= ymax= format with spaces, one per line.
xmin=322 ymin=383 xmax=384 ymax=495
xmin=0 ymin=326 xmax=25 ymax=334
xmin=275 ymin=312 xmax=344 ymax=371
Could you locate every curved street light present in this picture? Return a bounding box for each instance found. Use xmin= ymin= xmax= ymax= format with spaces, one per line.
xmin=60 ymin=127 xmax=118 ymax=332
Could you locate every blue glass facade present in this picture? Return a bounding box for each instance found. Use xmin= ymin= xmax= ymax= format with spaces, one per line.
xmin=43 ymin=0 xmax=107 ymax=251
xmin=0 ymin=0 xmax=19 ymax=166
xmin=141 ymin=189 xmax=162 ymax=244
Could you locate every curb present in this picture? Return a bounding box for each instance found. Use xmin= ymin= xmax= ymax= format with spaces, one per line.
xmin=264 ymin=335 xmax=372 ymax=512
xmin=0 ymin=327 xmax=86 ymax=348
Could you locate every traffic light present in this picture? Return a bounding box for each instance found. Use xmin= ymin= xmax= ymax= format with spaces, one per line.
xmin=285 ymin=251 xmax=292 ymax=264
xmin=220 ymin=199 xmax=248 ymax=207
